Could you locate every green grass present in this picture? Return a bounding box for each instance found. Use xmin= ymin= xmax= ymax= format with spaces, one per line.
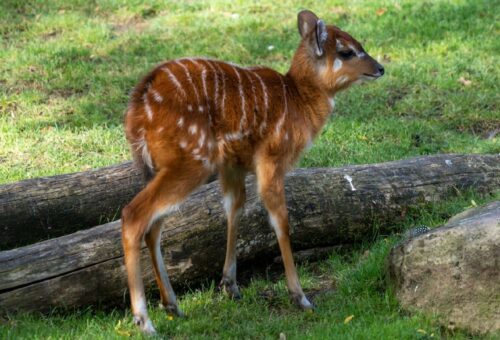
xmin=0 ymin=0 xmax=499 ymax=338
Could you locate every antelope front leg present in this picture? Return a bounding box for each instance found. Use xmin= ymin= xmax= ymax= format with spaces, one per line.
xmin=219 ymin=167 xmax=246 ymax=299
xmin=256 ymin=162 xmax=313 ymax=310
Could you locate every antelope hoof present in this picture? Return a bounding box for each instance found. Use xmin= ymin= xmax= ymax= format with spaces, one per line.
xmin=133 ymin=315 xmax=156 ymax=334
xmin=160 ymin=302 xmax=185 ymax=318
xmin=219 ymin=277 xmax=242 ymax=300
xmin=292 ymin=293 xmax=314 ymax=311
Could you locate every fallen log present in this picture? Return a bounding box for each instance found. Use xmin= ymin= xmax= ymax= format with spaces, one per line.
xmin=0 ymin=154 xmax=498 ymax=313
xmin=0 ymin=162 xmax=143 ymax=249
xmin=0 ymin=163 xmax=217 ymax=250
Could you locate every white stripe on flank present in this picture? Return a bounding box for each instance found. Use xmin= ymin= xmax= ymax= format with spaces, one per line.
xmin=274 ymin=76 xmax=287 ymax=135
xmin=201 ymin=65 xmax=208 ymax=104
xmin=231 ymin=65 xmax=247 ymax=131
xmin=253 ymin=71 xmax=268 ymax=135
xmin=253 ymin=72 xmax=268 ymax=112
xmin=205 ymin=60 xmax=219 ymax=111
xmin=144 ymin=94 xmax=153 ymax=121
xmin=243 ymin=70 xmax=258 ymax=127
xmin=151 ymin=89 xmax=163 ymax=103
xmin=162 ymin=66 xmax=187 ymax=98
xmin=176 ymin=60 xmax=200 ymax=105
xmin=213 ymin=62 xmax=226 ymax=117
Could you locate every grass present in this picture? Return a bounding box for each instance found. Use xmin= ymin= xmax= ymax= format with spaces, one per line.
xmin=0 ymin=0 xmax=498 ymax=338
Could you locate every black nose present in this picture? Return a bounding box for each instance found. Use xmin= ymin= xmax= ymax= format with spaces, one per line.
xmin=377 ymin=64 xmax=385 ymax=76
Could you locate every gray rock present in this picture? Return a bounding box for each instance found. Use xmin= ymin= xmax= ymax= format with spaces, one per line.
xmin=387 ymin=201 xmax=500 ymax=334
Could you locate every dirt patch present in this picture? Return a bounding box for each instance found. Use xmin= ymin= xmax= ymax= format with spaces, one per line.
xmin=112 ymin=17 xmax=150 ymax=35
xmin=453 ymin=118 xmax=500 ymax=137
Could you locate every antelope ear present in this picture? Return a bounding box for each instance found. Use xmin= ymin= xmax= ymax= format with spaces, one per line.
xmin=315 ymin=20 xmax=328 ymax=57
xmin=297 ymin=10 xmax=328 ymax=57
xmin=297 ymin=10 xmax=318 ymax=38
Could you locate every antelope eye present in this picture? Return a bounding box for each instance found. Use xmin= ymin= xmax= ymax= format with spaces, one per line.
xmin=338 ymin=50 xmax=355 ymax=59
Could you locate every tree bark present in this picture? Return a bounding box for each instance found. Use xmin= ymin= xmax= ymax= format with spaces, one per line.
xmin=0 ymin=162 xmax=144 ymax=249
xmin=0 ymin=154 xmax=498 ymax=314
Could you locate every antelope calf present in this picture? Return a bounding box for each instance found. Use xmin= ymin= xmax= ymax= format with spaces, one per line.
xmin=122 ymin=9 xmax=383 ymax=333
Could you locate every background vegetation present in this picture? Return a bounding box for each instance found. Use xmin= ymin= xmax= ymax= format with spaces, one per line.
xmin=0 ymin=0 xmax=498 ymax=338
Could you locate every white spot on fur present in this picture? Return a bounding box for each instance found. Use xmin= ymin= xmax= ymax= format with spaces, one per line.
xmin=177 ymin=117 xmax=184 ymax=127
xmin=157 ymin=127 xmax=164 ymax=133
xmin=333 ymin=58 xmax=343 ymax=72
xmin=224 ymin=131 xmax=243 ymax=141
xmin=189 ymin=124 xmax=198 ymax=135
xmin=179 ymin=140 xmax=187 ymax=149
xmin=343 ymin=174 xmax=356 ymax=191
xmin=198 ymin=105 xmax=204 ymax=112
xmin=198 ymin=131 xmax=206 ymax=147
